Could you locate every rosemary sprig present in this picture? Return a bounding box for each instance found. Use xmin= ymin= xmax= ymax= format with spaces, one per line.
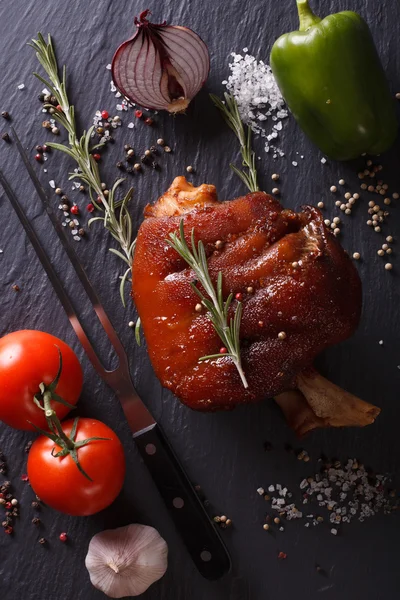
xmin=30 ymin=33 xmax=135 ymax=306
xmin=167 ymin=220 xmax=248 ymax=389
xmin=210 ymin=92 xmax=259 ymax=193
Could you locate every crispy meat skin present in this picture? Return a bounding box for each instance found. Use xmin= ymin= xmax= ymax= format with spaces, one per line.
xmin=132 ymin=177 xmax=362 ymax=412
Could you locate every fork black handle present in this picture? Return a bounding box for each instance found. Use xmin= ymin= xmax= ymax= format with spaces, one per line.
xmin=134 ymin=423 xmax=231 ymax=580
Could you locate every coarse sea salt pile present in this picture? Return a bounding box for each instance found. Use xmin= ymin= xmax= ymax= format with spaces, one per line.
xmin=222 ymin=51 xmax=288 ymax=157
xmin=258 ymin=457 xmax=398 ymax=535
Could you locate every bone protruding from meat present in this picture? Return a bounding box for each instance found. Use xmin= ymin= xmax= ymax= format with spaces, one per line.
xmin=275 ymin=368 xmax=380 ymax=436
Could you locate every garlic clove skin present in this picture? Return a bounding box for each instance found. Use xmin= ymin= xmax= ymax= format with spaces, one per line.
xmin=85 ymin=524 xmax=168 ymax=598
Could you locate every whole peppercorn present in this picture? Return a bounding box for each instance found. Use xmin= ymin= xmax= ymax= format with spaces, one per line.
xmin=164 ymin=146 xmax=172 ymax=153
xmin=133 ymin=163 xmax=141 ymax=172
xmin=50 ymin=96 xmax=58 ymax=105
xmin=59 ymin=532 xmax=68 ymax=542
xmin=43 ymin=94 xmax=51 ymax=102
xmin=145 ymin=117 xmax=153 ymax=126
xmin=144 ymin=149 xmax=152 ymax=157
xmin=2 ymin=132 xmax=10 ymax=143
xmin=39 ymin=537 xmax=46 ymax=545
xmin=135 ymin=110 xmax=143 ymax=119
xmin=42 ymin=121 xmax=51 ymax=129
xmin=126 ymin=167 xmax=134 ymax=174
xmin=34 ymin=153 xmax=42 ymax=162
xmin=51 ymin=127 xmax=59 ymax=135
xmin=92 ymin=153 xmax=101 ymax=162
xmin=116 ymin=161 xmax=125 ymax=170
xmin=60 ymin=195 xmax=69 ymax=204
xmin=1 ymin=111 xmax=10 ymax=120
xmin=78 ymin=228 xmax=85 ymax=237
xmin=127 ymin=148 xmax=135 ymax=157
xmin=101 ymin=110 xmax=109 ymax=120
xmin=55 ymin=187 xmax=62 ymax=195
xmin=42 ymin=144 xmax=50 ymax=153
xmin=86 ymin=203 xmax=95 ymax=213
xmin=70 ymin=205 xmax=79 ymax=215
xmin=35 ymin=145 xmax=43 ymax=153
xmin=157 ymin=138 xmax=165 ymax=146
xmin=62 ymin=204 xmax=70 ymax=212
xmin=103 ymin=122 xmax=110 ymax=130
xmin=4 ymin=526 xmax=13 ymax=535
xmin=140 ymin=155 xmax=148 ymax=164
xmin=48 ymin=107 xmax=55 ymax=114
xmin=151 ymin=161 xmax=159 ymax=170
xmin=32 ymin=517 xmax=41 ymax=525
xmin=5 ymin=502 xmax=12 ymax=509
xmin=150 ymin=145 xmax=158 ymax=153
xmin=31 ymin=501 xmax=40 ymax=509
xmin=96 ymin=127 xmax=104 ymax=134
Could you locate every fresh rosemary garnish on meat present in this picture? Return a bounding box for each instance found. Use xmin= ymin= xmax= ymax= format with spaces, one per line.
xmin=167 ymin=220 xmax=248 ymax=389
xmin=30 ymin=33 xmax=135 ymax=306
xmin=210 ymin=92 xmax=259 ymax=193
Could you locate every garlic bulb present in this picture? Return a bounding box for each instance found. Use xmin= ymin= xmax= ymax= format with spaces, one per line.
xmin=85 ymin=524 xmax=168 ymax=598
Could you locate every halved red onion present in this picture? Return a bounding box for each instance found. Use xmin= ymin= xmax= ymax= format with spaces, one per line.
xmin=111 ymin=10 xmax=210 ymax=114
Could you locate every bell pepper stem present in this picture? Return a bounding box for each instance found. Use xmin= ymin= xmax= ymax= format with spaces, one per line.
xmin=296 ymin=0 xmax=321 ymax=31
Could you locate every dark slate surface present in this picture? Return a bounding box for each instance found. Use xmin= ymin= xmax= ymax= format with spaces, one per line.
xmin=0 ymin=1 xmax=399 ymax=599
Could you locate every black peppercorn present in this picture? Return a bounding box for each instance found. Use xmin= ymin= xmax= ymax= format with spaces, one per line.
xmin=50 ymin=96 xmax=58 ymax=105
xmin=116 ymin=161 xmax=125 ymax=170
xmin=78 ymin=228 xmax=85 ymax=237
xmin=1 ymin=111 xmax=10 ymax=120
xmin=39 ymin=537 xmax=46 ymax=545
xmin=2 ymin=132 xmax=10 ymax=143
xmin=42 ymin=144 xmax=50 ymax=153
xmin=126 ymin=167 xmax=134 ymax=174
xmin=31 ymin=501 xmax=40 ymax=509
xmin=150 ymin=146 xmax=157 ymax=153
xmin=32 ymin=517 xmax=40 ymax=525
xmin=5 ymin=493 xmax=12 ymax=500
xmin=38 ymin=93 xmax=45 ymax=102
xmin=140 ymin=155 xmax=148 ymax=164
xmin=151 ymin=161 xmax=159 ymax=170
xmin=12 ymin=509 xmax=18 ymax=517
xmin=35 ymin=145 xmax=43 ymax=153
xmin=61 ymin=195 xmax=69 ymax=204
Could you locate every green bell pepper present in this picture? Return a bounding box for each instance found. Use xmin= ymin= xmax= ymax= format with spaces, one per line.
xmin=270 ymin=0 xmax=398 ymax=161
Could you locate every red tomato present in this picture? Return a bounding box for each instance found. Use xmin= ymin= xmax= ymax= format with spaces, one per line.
xmin=0 ymin=330 xmax=83 ymax=430
xmin=27 ymin=418 xmax=126 ymax=516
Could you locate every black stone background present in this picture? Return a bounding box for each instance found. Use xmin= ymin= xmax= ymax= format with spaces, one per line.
xmin=0 ymin=1 xmax=399 ymax=599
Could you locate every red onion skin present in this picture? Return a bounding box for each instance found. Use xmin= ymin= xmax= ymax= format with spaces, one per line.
xmin=111 ymin=11 xmax=210 ymax=113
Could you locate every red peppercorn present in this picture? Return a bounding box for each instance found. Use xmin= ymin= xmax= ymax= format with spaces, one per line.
xmin=34 ymin=154 xmax=42 ymax=162
xmin=59 ymin=532 xmax=68 ymax=542
xmin=135 ymin=110 xmax=143 ymax=119
xmin=92 ymin=153 xmax=101 ymax=162
xmin=70 ymin=205 xmax=79 ymax=215
xmin=56 ymin=105 xmax=62 ymax=111
xmin=5 ymin=502 xmax=12 ymax=509
xmin=96 ymin=196 xmax=103 ymax=205
xmin=0 ymin=493 xmax=4 ymax=499
xmin=86 ymin=203 xmax=95 ymax=213
xmin=145 ymin=117 xmax=153 ymax=125
xmin=101 ymin=110 xmax=109 ymax=119
xmin=235 ymin=293 xmax=243 ymax=301
xmin=21 ymin=474 xmax=29 ymax=482
xmin=219 ymin=347 xmax=228 ymax=354
xmin=278 ymin=551 xmax=287 ymax=560
xmin=4 ymin=526 xmax=13 ymax=535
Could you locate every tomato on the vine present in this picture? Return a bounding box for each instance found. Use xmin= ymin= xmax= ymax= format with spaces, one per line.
xmin=27 ymin=418 xmax=126 ymax=516
xmin=0 ymin=330 xmax=83 ymax=430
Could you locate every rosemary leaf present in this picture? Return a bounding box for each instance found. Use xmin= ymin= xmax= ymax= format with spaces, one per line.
xmin=167 ymin=220 xmax=248 ymax=389
xmin=30 ymin=33 xmax=135 ymax=306
xmin=210 ymin=92 xmax=259 ymax=193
